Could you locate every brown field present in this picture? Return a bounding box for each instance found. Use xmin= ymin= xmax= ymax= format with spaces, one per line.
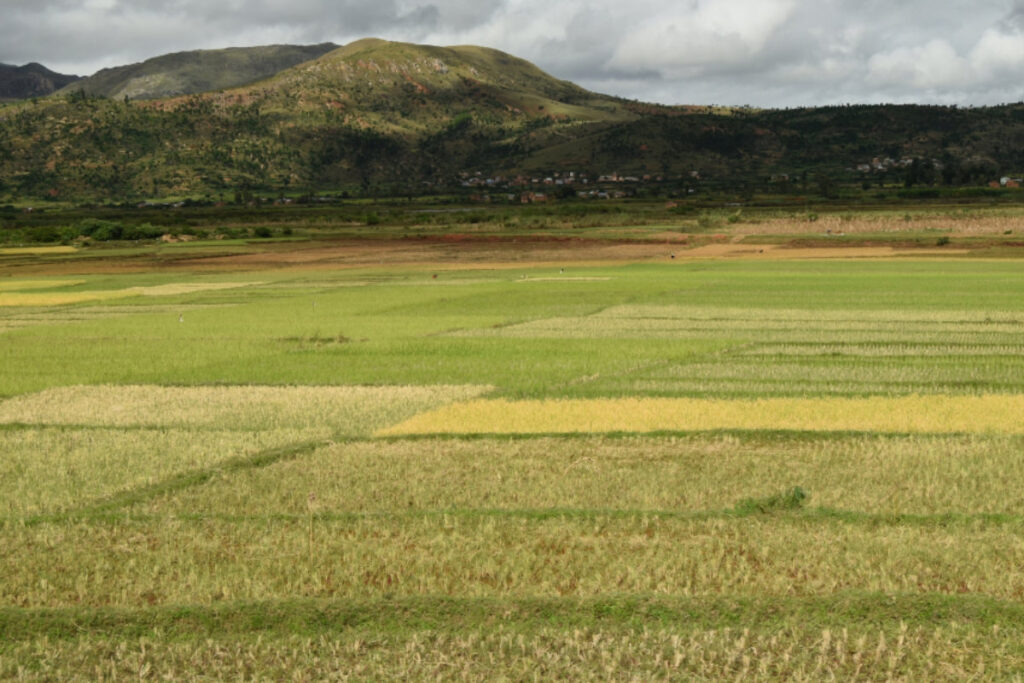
xmin=7 ymin=209 xmax=1024 ymax=277
xmin=744 ymin=213 xmax=1024 ymax=236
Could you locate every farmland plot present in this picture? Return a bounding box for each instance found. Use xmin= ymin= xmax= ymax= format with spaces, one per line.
xmin=4 ymin=255 xmax=1024 ymax=678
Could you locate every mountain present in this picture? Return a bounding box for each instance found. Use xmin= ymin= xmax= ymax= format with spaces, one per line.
xmin=0 ymin=39 xmax=1022 ymax=201
xmin=248 ymin=39 xmax=635 ymax=127
xmin=57 ymin=43 xmax=338 ymax=100
xmin=0 ymin=63 xmax=80 ymax=100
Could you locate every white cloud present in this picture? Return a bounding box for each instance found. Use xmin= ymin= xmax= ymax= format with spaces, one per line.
xmin=610 ymin=0 xmax=798 ymax=74
xmin=969 ymin=27 xmax=1024 ymax=77
xmin=2 ymin=0 xmax=1022 ymax=106
xmin=867 ymin=39 xmax=973 ymax=89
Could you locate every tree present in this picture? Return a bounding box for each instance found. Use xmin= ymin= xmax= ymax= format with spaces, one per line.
xmin=815 ymin=172 xmax=837 ymax=199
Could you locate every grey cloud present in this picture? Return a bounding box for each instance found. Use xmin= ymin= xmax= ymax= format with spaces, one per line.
xmin=2 ymin=0 xmax=1022 ymax=107
xmin=1005 ymin=0 xmax=1024 ymax=28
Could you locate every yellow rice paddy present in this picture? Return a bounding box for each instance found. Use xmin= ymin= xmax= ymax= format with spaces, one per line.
xmin=0 ymin=246 xmax=77 ymax=255
xmin=379 ymin=394 xmax=1024 ymax=436
xmin=0 ymin=291 xmax=135 ymax=306
xmin=0 ymin=279 xmax=85 ymax=291
xmin=0 ymin=281 xmax=260 ymax=306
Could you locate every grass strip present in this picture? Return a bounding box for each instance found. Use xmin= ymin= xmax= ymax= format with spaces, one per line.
xmin=3 ymin=593 xmax=1023 ymax=643
xmin=11 ymin=506 xmax=1024 ymax=531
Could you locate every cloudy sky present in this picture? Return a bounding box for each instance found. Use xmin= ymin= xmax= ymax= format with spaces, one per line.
xmin=3 ymin=0 xmax=1023 ymax=107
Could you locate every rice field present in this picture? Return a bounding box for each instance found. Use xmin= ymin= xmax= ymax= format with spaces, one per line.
xmin=4 ymin=250 xmax=1024 ymax=678
xmin=0 ymin=384 xmax=488 ymax=432
xmin=0 ymin=280 xmax=262 ymax=307
xmin=380 ymin=395 xmax=1024 ymax=436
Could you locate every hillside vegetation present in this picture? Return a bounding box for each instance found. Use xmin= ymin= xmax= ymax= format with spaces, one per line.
xmin=0 ymin=39 xmax=1022 ymax=201
xmin=56 ymin=43 xmax=338 ymax=101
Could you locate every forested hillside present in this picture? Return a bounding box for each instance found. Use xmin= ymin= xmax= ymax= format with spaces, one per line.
xmin=1 ymin=39 xmax=1022 ymax=201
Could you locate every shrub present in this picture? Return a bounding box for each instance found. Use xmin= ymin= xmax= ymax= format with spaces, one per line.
xmin=121 ymin=223 xmax=164 ymax=241
xmin=27 ymin=226 xmax=61 ymax=243
xmin=76 ymin=218 xmax=124 ymax=240
xmin=734 ymin=487 xmax=808 ymax=515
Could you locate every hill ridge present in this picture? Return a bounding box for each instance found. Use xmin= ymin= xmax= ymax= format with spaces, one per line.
xmin=58 ymin=43 xmax=338 ymax=100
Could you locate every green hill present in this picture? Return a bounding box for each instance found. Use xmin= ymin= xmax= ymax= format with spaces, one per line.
xmin=0 ymin=39 xmax=1022 ymax=201
xmin=57 ymin=44 xmax=338 ymax=100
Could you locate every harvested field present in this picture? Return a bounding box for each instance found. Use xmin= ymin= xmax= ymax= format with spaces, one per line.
xmin=133 ymin=434 xmax=1024 ymax=517
xmin=0 ymin=384 xmax=490 ymax=433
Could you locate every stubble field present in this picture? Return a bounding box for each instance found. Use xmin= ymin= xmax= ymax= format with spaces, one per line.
xmin=3 ymin=227 xmax=1024 ymax=679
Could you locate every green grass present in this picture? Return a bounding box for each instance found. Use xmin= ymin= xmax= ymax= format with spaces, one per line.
xmin=5 ymin=598 xmax=1023 ymax=679
xmin=5 ymin=252 xmax=1024 ymax=676
xmin=5 ymin=260 xmax=1024 ymax=397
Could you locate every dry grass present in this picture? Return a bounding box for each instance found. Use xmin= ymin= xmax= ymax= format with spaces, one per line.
xmin=0 ymin=384 xmax=490 ymax=433
xmin=132 ymin=434 xmax=1024 ymax=517
xmin=4 ymin=624 xmax=1020 ymax=681
xmin=379 ymin=395 xmax=1024 ymax=436
xmin=0 ymin=384 xmax=491 ymax=516
xmin=126 ymin=282 xmax=262 ymax=297
xmin=5 ymin=516 xmax=1024 ymax=607
xmin=0 ymin=427 xmax=313 ymax=516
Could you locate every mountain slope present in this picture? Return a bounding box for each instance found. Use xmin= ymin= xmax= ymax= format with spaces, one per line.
xmin=58 ymin=43 xmax=338 ymax=100
xmin=0 ymin=63 xmax=80 ymax=100
xmin=0 ymin=39 xmax=1022 ymax=201
xmin=225 ymin=39 xmax=636 ymax=130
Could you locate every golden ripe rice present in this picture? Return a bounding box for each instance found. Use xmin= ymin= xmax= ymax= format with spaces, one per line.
xmin=379 ymin=395 xmax=1024 ymax=436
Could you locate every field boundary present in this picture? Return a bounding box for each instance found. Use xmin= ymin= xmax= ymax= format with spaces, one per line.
xmin=15 ymin=506 xmax=1024 ymax=531
xmin=3 ymin=593 xmax=1023 ymax=642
